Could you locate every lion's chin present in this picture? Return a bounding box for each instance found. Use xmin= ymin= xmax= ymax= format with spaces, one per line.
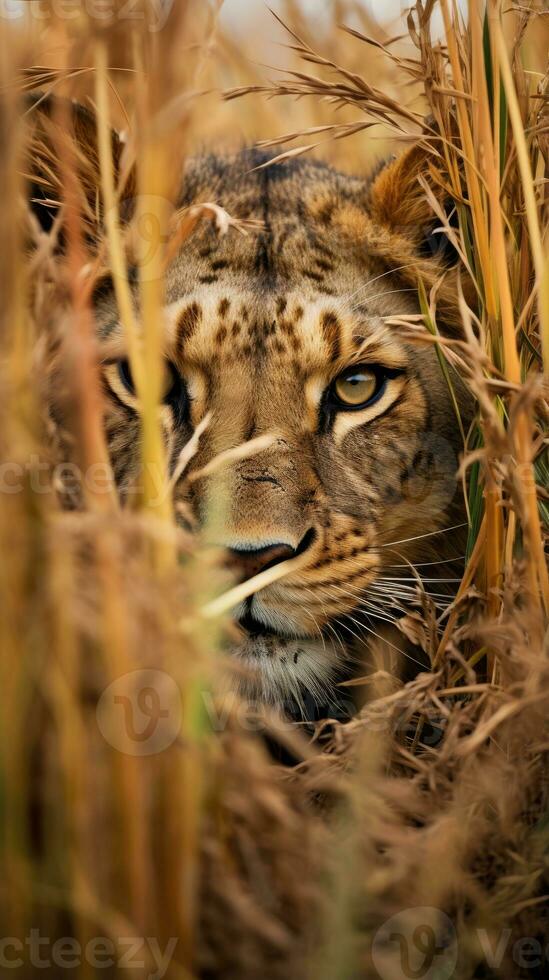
xmin=227 ymin=628 xmax=348 ymax=714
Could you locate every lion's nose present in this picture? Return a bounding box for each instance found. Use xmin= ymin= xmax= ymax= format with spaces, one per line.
xmin=225 ymin=529 xmax=316 ymax=582
xmin=225 ymin=542 xmax=297 ymax=581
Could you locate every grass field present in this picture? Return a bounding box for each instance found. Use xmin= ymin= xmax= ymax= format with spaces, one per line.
xmin=0 ymin=1 xmax=548 ymax=977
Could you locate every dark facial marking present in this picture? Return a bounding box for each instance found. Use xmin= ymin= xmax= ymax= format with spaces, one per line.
xmin=304 ymin=270 xmax=325 ymax=283
xmin=177 ymin=302 xmax=202 ymax=353
xmin=321 ymin=310 xmax=342 ymax=363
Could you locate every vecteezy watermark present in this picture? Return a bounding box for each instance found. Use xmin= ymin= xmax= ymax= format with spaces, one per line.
xmin=372 ymin=907 xmax=458 ymax=980
xmin=0 ymin=456 xmax=174 ymax=506
xmin=475 ymin=930 xmax=549 ymax=972
xmin=371 ymin=909 xmax=549 ymax=979
xmin=96 ymin=671 xmax=355 ymax=755
xmin=107 ymin=196 xmax=173 ymax=281
xmin=0 ymin=0 xmax=173 ymax=32
xmin=0 ymin=931 xmax=177 ymax=977
xmin=97 ymin=669 xmax=182 ymax=756
xmin=95 ymin=668 xmax=450 ymax=757
xmin=0 ymin=426 xmax=469 ymax=516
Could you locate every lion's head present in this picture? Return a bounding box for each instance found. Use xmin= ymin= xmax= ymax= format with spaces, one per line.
xmin=29 ymin=99 xmax=469 ymax=713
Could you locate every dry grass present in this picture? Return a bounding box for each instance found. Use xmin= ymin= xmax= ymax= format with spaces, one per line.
xmin=0 ymin=1 xmax=548 ymax=978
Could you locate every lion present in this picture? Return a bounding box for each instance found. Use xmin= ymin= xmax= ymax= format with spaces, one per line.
xmin=26 ymin=96 xmax=470 ymax=717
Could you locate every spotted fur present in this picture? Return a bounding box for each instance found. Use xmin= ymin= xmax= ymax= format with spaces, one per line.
xmin=29 ymin=101 xmax=470 ymax=711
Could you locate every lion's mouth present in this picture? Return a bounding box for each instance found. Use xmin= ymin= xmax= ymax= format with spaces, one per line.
xmin=236 ymin=607 xmax=317 ymax=648
xmin=237 ymin=609 xmax=272 ymax=640
xmin=228 ymin=609 xmax=353 ymax=719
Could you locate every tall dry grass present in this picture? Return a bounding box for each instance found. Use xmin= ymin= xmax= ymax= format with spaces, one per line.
xmin=0 ymin=1 xmax=548 ymax=978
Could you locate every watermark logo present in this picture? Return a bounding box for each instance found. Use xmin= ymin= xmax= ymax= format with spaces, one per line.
xmin=97 ymin=669 xmax=181 ymax=755
xmin=0 ymin=0 xmax=174 ymax=32
xmin=0 ymin=931 xmax=177 ymax=978
xmin=372 ymin=907 xmax=458 ymax=980
xmin=0 ymin=456 xmax=172 ymax=507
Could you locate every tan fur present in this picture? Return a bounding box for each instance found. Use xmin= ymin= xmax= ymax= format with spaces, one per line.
xmin=29 ymin=99 xmax=470 ymax=712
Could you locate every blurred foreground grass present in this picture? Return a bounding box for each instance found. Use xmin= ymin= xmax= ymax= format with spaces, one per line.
xmin=0 ymin=1 xmax=548 ymax=977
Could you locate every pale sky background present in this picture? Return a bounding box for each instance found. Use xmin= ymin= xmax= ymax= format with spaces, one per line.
xmin=220 ymin=0 xmax=410 ymax=23
xmin=4 ymin=0 xmax=462 ymax=44
xmin=219 ymin=0 xmax=452 ymax=38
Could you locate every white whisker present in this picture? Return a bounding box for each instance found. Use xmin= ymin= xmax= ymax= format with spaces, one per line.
xmin=383 ymin=556 xmax=466 ymax=568
xmin=378 ymin=576 xmax=462 ymax=583
xmin=380 ymin=523 xmax=468 ymax=549
xmin=327 ymin=263 xmax=422 ymax=320
xmin=351 ymin=286 xmax=418 ymax=311
xmin=341 ymin=616 xmax=428 ymax=671
xmin=315 ymin=582 xmax=398 ymax=625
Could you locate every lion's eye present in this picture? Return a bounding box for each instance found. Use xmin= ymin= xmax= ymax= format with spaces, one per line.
xmin=117 ymin=359 xmax=136 ymax=395
xmin=117 ymin=358 xmax=177 ymax=402
xmin=333 ymin=366 xmax=379 ymax=409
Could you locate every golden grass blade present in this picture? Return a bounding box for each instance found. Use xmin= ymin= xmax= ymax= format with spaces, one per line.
xmin=94 ymin=41 xmax=144 ymax=394
xmin=493 ymin=17 xmax=549 ymax=376
xmin=201 ymin=547 xmax=311 ymax=620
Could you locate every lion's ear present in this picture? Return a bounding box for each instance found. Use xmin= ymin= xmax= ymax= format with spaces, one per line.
xmin=368 ymin=142 xmax=460 ymax=266
xmin=24 ymin=93 xmax=134 ymax=244
xmin=362 ymin=141 xmax=472 ymax=329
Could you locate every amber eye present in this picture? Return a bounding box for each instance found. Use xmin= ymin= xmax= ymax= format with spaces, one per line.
xmin=333 ymin=366 xmax=380 ymax=409
xmin=117 ymin=358 xmax=177 ymax=402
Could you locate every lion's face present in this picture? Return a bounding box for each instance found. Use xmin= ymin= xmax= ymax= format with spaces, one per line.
xmin=94 ymin=151 xmax=467 ymax=709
